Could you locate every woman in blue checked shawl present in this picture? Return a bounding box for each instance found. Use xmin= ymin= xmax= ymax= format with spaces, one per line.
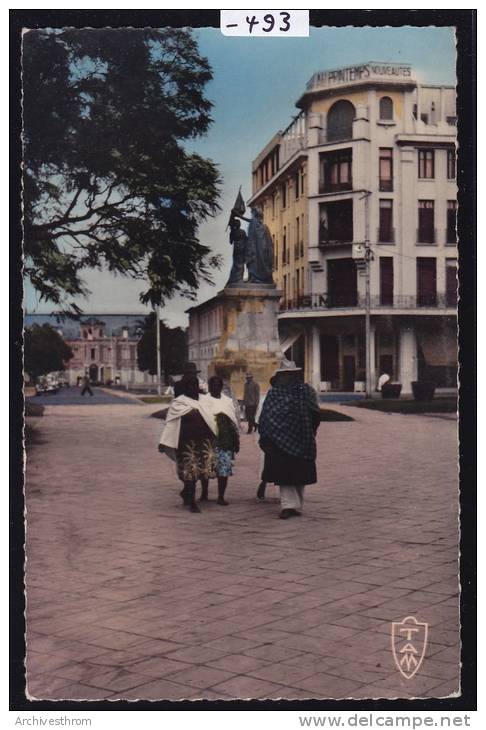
xmin=258 ymin=359 xmax=321 ymax=519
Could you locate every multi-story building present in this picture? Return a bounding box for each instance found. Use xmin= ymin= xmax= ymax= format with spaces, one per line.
xmin=25 ymin=313 xmax=157 ymax=386
xmin=248 ymin=61 xmax=457 ymax=394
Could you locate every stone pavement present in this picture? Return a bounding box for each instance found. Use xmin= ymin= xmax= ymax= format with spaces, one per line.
xmin=24 ymin=401 xmax=460 ymax=701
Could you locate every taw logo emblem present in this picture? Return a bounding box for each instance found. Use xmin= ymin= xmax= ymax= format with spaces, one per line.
xmin=391 ymin=615 xmax=429 ymax=679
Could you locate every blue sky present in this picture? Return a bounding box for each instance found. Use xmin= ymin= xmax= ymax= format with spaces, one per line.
xmin=25 ymin=24 xmax=456 ymax=326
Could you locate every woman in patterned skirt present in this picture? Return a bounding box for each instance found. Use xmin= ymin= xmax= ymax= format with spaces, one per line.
xmin=159 ymin=375 xmax=217 ymax=513
xmin=202 ymin=376 xmax=240 ymax=505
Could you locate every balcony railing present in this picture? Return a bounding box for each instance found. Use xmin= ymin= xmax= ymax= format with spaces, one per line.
xmin=417 ymin=228 xmax=437 ymax=244
xmin=318 ymin=236 xmax=353 ymax=247
xmin=379 ymin=179 xmax=393 ymax=192
xmin=318 ymin=179 xmax=353 ymax=194
xmin=279 ymin=293 xmax=457 ymax=313
xmin=377 ymin=227 xmax=395 ymax=243
xmin=318 ymin=127 xmax=353 ymax=145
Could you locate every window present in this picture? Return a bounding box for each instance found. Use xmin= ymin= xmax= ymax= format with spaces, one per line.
xmin=418 ymin=149 xmax=435 ymax=179
xmin=327 ymin=100 xmax=355 ymax=142
xmin=90 ymin=348 xmax=95 ymax=360
xmin=446 ymin=259 xmax=458 ymax=306
xmin=273 ymin=235 xmax=278 ymax=269
xmin=327 ymin=259 xmax=357 ymax=307
xmin=295 ymin=217 xmax=300 ymax=258
xmin=379 ymin=148 xmax=393 ymax=191
xmin=447 ymin=200 xmax=457 ymax=244
xmin=379 ymin=200 xmax=394 ymax=242
xmin=300 ymin=214 xmax=304 ymax=258
xmin=282 ymin=226 xmax=287 ymax=265
xmin=380 ymin=257 xmax=394 ymax=306
xmin=294 ymin=171 xmax=300 ymax=200
xmin=281 ymin=182 xmax=287 ymax=209
xmin=417 ymin=258 xmax=437 ymax=306
xmin=418 ymin=200 xmax=435 ymax=244
xmin=300 ymin=168 xmax=306 ymax=197
xmin=320 ymin=149 xmax=352 ymax=193
xmin=319 ymin=200 xmax=353 ymax=244
xmin=447 ymin=150 xmax=456 ymax=179
xmin=379 ymin=96 xmax=394 ymax=120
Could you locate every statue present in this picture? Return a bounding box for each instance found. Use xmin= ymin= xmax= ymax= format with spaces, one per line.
xmin=226 ymin=189 xmax=274 ymax=286
xmin=227 ymin=217 xmax=248 ymax=284
xmin=244 ymin=207 xmax=274 ymax=285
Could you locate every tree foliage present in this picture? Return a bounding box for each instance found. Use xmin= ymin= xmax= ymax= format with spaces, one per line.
xmin=23 ymin=28 xmax=221 ymax=312
xmin=136 ymin=313 xmax=187 ymax=381
xmin=24 ymin=324 xmax=74 ymax=380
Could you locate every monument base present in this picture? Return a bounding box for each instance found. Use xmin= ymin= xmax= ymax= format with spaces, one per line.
xmin=189 ymin=283 xmax=282 ymax=400
xmin=204 ymin=285 xmax=283 ymax=400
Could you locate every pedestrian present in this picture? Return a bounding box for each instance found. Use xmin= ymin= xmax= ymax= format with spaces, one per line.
xmin=158 ymin=375 xmax=217 ymax=514
xmin=243 ymin=373 xmax=260 ymax=434
xmin=258 ymin=360 xmax=321 ymax=519
xmin=80 ymin=375 xmax=93 ymax=397
xmin=201 ymin=376 xmax=240 ymax=505
xmin=254 ymin=375 xmax=275 ymax=502
xmin=175 ymin=362 xmax=207 ymax=395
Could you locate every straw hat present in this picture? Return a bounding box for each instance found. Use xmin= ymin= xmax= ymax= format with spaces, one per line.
xmin=274 ymin=358 xmax=302 ymax=374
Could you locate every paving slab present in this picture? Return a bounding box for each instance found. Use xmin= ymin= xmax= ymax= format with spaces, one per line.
xmin=24 ymin=401 xmax=460 ymax=700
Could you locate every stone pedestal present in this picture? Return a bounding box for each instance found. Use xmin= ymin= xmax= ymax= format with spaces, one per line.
xmin=208 ymin=285 xmax=283 ymax=399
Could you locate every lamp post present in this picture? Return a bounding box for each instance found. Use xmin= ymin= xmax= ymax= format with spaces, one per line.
xmin=359 ymin=190 xmax=373 ymax=398
xmin=155 ymin=305 xmax=162 ymax=396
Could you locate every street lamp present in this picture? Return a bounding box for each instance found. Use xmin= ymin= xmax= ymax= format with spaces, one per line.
xmin=155 ymin=305 xmax=162 ymax=396
xmin=359 ymin=190 xmax=374 ymax=398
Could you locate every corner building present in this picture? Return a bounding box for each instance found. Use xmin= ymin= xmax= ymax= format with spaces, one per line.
xmin=249 ymin=62 xmax=457 ymax=394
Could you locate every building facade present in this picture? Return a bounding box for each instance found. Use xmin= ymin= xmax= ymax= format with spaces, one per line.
xmin=25 ymin=313 xmax=158 ymax=386
xmin=248 ymin=61 xmax=457 ymax=393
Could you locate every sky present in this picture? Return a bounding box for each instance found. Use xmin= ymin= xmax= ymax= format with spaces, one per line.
xmin=24 ymin=24 xmax=457 ymax=327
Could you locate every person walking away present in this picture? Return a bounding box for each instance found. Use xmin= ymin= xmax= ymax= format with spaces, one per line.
xmin=243 ymin=373 xmax=260 ymax=434
xmin=201 ymin=376 xmax=240 ymax=505
xmin=80 ymin=375 xmax=93 ymax=397
xmin=258 ymin=360 xmax=321 ymax=519
xmin=158 ymin=375 xmax=217 ymax=513
xmin=254 ymin=375 xmax=275 ymax=502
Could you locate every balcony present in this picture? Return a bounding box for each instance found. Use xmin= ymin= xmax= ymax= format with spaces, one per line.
xmin=417 ymin=228 xmax=437 ymax=245
xmin=377 ymin=227 xmax=395 ymax=243
xmin=279 ymin=293 xmax=457 ymax=313
xmin=319 ymin=179 xmax=353 ymax=195
xmin=318 ymin=127 xmax=353 ymax=145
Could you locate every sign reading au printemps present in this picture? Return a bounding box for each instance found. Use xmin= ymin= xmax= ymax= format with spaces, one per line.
xmin=307 ymin=62 xmax=413 ymax=90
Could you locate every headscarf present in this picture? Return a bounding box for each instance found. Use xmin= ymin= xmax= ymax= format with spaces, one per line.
xmin=259 ymin=382 xmax=320 ymax=461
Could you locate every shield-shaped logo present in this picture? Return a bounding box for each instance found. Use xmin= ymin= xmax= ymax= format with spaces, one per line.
xmin=391 ymin=615 xmax=428 ymax=679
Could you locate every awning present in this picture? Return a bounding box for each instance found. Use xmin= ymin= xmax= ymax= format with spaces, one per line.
xmin=417 ymin=327 xmax=457 ymax=367
xmin=280 ymin=330 xmax=303 ymax=354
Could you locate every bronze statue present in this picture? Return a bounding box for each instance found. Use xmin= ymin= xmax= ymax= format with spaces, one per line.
xmin=227 ymin=189 xmax=274 ymax=286
xmin=227 ymin=217 xmax=248 ymax=284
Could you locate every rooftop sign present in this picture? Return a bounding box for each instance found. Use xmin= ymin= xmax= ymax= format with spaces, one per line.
xmin=306 ymin=62 xmax=414 ymax=92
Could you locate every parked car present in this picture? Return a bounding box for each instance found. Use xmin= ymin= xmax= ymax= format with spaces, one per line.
xmin=35 ymin=374 xmax=60 ymax=395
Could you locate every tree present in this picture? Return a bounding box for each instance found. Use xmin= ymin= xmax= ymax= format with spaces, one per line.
xmin=22 ymin=28 xmax=221 ymax=313
xmin=24 ymin=324 xmax=74 ymax=380
xmin=137 ymin=313 xmax=187 ymax=382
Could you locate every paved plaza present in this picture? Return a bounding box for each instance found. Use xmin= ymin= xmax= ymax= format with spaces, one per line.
xmin=24 ymin=395 xmax=460 ymax=701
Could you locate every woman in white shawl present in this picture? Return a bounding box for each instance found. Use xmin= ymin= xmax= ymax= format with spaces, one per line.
xmin=200 ymin=376 xmax=240 ymax=505
xmin=159 ymin=375 xmax=217 ymax=513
